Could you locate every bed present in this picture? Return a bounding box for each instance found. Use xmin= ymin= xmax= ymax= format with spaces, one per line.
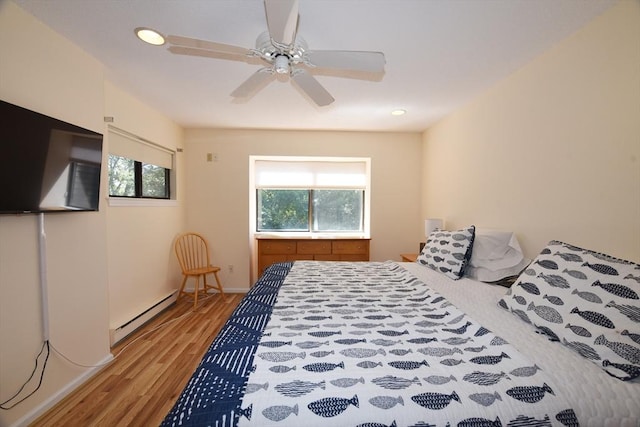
xmin=162 ymin=233 xmax=640 ymax=427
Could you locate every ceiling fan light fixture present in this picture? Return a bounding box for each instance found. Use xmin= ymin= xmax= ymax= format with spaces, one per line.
xmin=391 ymin=109 xmax=406 ymax=116
xmin=274 ymin=55 xmax=290 ymax=74
xmin=135 ymin=27 xmax=166 ymax=46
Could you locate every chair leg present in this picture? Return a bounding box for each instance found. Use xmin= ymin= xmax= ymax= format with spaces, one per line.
xmin=202 ymin=275 xmax=213 ymax=294
xmin=193 ymin=275 xmax=200 ymax=310
xmin=213 ymin=271 xmax=225 ymax=299
xmin=203 ymin=272 xmax=223 ymax=297
xmin=179 ymin=272 xmax=222 ymax=310
xmin=177 ymin=275 xmax=189 ymax=301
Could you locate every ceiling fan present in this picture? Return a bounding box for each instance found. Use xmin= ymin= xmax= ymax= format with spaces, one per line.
xmin=163 ymin=0 xmax=386 ymax=106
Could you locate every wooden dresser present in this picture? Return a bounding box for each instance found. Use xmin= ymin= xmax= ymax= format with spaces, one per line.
xmin=257 ymin=237 xmax=370 ymax=276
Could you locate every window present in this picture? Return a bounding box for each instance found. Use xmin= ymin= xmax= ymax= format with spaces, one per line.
xmin=258 ymin=189 xmax=363 ymax=232
xmin=108 ymin=155 xmax=170 ymax=198
xmin=252 ymin=157 xmax=370 ymax=236
xmin=107 ymin=128 xmax=173 ymax=200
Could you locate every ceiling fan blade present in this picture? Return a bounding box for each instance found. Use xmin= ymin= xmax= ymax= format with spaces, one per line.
xmin=168 ymin=46 xmax=257 ymax=64
xmin=291 ymin=69 xmax=334 ymax=106
xmin=306 ymin=50 xmax=386 ymax=74
xmin=230 ymin=68 xmax=275 ymax=98
xmin=166 ymin=35 xmax=251 ymax=56
xmin=264 ymin=0 xmax=299 ymax=47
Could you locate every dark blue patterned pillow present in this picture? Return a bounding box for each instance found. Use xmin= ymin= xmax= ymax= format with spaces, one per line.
xmin=416 ymin=225 xmax=475 ymax=280
xmin=498 ymin=240 xmax=640 ymax=381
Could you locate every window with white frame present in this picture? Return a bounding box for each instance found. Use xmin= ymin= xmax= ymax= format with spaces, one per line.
xmin=252 ymin=156 xmax=370 ymax=235
xmin=108 ymin=128 xmax=174 ymax=200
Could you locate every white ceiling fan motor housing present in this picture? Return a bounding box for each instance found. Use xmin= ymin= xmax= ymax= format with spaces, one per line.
xmin=255 ymin=31 xmax=307 ymax=67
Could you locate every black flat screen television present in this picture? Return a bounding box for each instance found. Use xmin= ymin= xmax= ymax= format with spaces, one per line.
xmin=0 ymin=99 xmax=103 ymax=214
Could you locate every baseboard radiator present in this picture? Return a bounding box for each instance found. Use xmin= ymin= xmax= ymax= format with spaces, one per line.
xmin=109 ymin=291 xmax=177 ymax=346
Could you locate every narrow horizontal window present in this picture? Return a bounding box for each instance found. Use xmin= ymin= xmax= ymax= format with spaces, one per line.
xmin=108 ymin=155 xmax=170 ymax=199
xmin=107 ymin=128 xmax=173 ymax=200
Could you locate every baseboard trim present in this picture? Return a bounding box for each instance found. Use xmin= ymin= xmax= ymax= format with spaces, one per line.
xmin=9 ymin=353 xmax=114 ymax=427
xmin=109 ymin=291 xmax=177 ymax=346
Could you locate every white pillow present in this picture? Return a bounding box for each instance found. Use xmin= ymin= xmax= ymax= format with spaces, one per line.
xmin=465 ymin=229 xmax=529 ymax=282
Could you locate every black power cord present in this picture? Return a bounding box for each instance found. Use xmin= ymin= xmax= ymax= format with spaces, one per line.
xmin=0 ymin=294 xmax=209 ymax=410
xmin=0 ymin=340 xmax=50 ymax=410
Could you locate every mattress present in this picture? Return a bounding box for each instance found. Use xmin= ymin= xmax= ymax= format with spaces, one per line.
xmin=401 ymin=262 xmax=640 ymax=427
xmin=162 ymin=261 xmax=639 ymax=427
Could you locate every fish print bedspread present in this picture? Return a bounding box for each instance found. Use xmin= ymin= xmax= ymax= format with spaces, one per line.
xmin=164 ymin=261 xmax=579 ymax=427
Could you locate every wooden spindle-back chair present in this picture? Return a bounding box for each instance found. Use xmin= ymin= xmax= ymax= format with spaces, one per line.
xmin=174 ymin=232 xmax=225 ymax=309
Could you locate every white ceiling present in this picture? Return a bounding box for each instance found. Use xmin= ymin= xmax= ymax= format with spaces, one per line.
xmin=14 ymin=0 xmax=616 ymax=132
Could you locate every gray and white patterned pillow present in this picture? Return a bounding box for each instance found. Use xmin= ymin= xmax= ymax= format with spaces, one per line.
xmin=416 ymin=225 xmax=475 ymax=280
xmin=498 ymin=240 xmax=640 ymax=381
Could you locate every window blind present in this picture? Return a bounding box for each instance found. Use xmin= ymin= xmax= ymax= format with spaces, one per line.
xmin=108 ymin=127 xmax=173 ymax=169
xmin=255 ymin=159 xmax=367 ymax=189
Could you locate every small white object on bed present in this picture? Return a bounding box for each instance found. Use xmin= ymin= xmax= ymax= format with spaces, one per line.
xmin=465 ymin=229 xmax=530 ymax=282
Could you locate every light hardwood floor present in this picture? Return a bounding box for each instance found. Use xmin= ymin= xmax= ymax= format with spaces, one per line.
xmin=32 ymin=292 xmax=244 ymax=426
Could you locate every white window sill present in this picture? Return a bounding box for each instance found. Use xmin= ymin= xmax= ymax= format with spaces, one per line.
xmin=254 ymin=232 xmax=370 ymax=239
xmin=107 ymin=197 xmax=178 ymax=207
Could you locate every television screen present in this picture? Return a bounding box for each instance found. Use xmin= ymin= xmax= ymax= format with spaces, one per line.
xmin=0 ymin=99 xmax=103 ymax=214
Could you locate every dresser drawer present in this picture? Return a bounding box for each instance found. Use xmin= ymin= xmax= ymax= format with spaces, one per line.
xmin=297 ymin=240 xmax=332 ymax=254
xmin=256 ymin=238 xmax=370 ymax=279
xmin=259 ymin=240 xmax=296 ymax=254
xmin=332 ymin=240 xmax=369 ymax=255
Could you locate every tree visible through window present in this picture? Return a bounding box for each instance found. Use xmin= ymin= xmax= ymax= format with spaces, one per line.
xmin=253 ymin=156 xmax=370 ymax=235
xmin=314 ymin=189 xmax=363 ymax=231
xmin=142 ymin=163 xmax=169 ymax=198
xmin=108 ymin=154 xmax=169 ymax=198
xmin=258 ymin=189 xmax=308 ymax=230
xmin=109 ymin=155 xmax=135 ymax=196
xmin=257 ymin=189 xmax=363 ymax=232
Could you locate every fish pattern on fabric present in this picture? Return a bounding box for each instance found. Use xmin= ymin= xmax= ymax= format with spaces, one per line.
xmin=416 ymin=225 xmax=476 ymax=280
xmin=274 ymin=380 xmax=325 ymax=397
xmin=307 ymin=395 xmax=359 ymax=417
xmin=499 ymin=240 xmax=640 ymax=381
xmin=368 ymin=395 xmax=404 ymax=409
xmin=233 ymin=261 xmax=578 ymax=426
xmin=262 ymin=404 xmax=299 ymax=422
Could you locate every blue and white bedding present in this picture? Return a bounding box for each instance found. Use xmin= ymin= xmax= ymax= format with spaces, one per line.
xmin=163 ymin=260 xmax=583 ymax=427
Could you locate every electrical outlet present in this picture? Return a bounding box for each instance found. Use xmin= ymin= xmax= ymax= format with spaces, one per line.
xmin=228 ymin=264 xmax=234 ymax=273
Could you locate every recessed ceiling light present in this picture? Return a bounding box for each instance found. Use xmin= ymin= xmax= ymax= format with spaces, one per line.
xmin=391 ymin=109 xmax=406 ymax=116
xmin=135 ymin=27 xmax=165 ymax=46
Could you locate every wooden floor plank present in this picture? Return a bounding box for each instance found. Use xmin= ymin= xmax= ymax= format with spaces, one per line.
xmin=31 ymin=293 xmax=244 ymax=426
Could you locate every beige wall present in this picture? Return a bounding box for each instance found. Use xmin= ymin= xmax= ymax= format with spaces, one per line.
xmin=184 ymin=128 xmax=423 ymax=290
xmin=0 ymin=3 xmax=186 ymax=426
xmin=0 ymin=3 xmax=110 ymax=426
xmin=422 ymin=0 xmax=640 ymax=262
xmin=104 ymin=82 xmax=186 ymax=330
